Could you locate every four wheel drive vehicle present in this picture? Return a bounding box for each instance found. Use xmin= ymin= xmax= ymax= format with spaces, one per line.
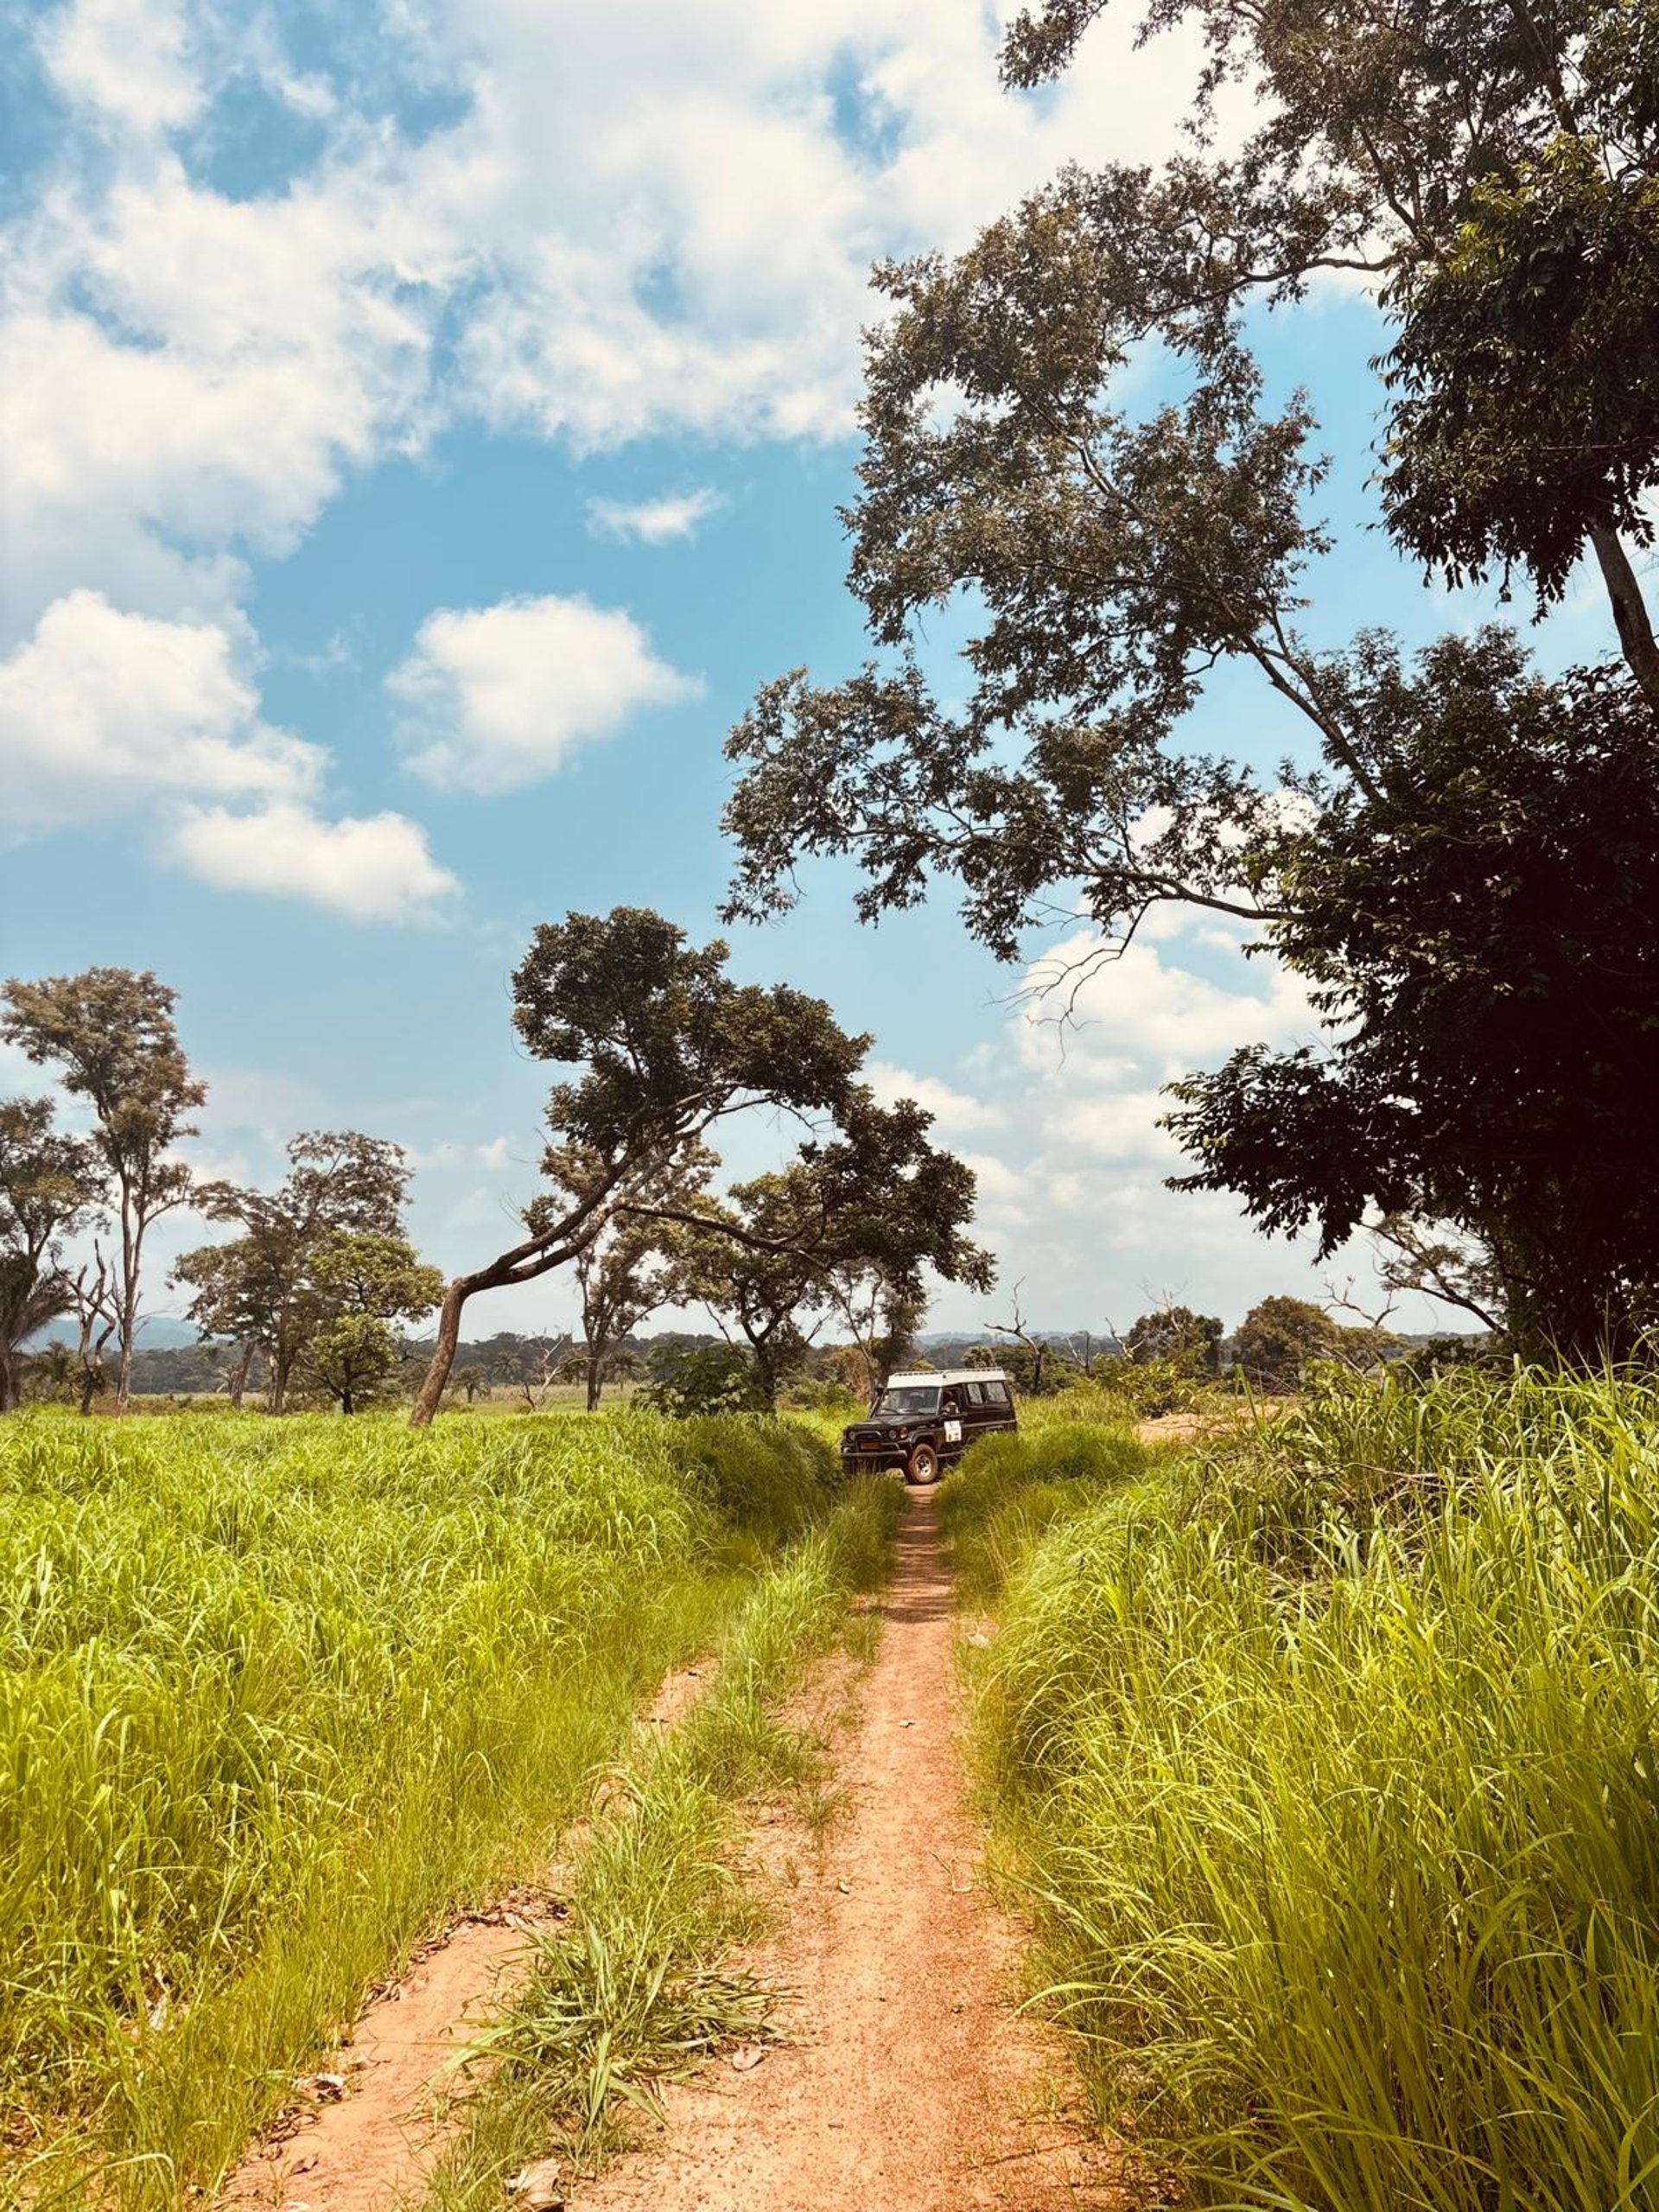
xmin=839 ymin=1368 xmax=1018 ymax=1485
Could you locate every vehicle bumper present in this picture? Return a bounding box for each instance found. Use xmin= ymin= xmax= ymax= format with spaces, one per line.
xmin=841 ymin=1446 xmax=910 ymax=1471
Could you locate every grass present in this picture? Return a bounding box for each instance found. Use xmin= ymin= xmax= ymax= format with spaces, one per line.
xmin=421 ymin=1473 xmax=905 ymax=2205
xmin=944 ymin=1367 xmax=1659 ymax=2211
xmin=0 ymin=1406 xmax=848 ymax=2211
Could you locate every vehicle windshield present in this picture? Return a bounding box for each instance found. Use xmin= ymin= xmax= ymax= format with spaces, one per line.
xmin=873 ymin=1385 xmax=941 ymax=1417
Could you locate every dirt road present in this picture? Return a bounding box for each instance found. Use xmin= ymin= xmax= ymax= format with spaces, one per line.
xmin=581 ymin=1489 xmax=1127 ymax=2212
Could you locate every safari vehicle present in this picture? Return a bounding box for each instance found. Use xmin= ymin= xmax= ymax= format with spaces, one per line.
xmin=839 ymin=1368 xmax=1017 ymax=1486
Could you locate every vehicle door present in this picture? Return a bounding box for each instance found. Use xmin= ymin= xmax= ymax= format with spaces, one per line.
xmin=938 ymin=1389 xmax=966 ymax=1458
xmin=977 ymin=1376 xmax=1016 ymax=1435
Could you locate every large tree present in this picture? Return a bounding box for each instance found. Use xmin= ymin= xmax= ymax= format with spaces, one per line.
xmin=719 ymin=0 xmax=1659 ymax=1359
xmin=407 ymin=907 xmax=874 ymax=1425
xmin=2 ymin=970 xmax=203 ymax=1411
xmin=174 ymin=1131 xmax=411 ymax=1413
xmin=304 ymin=1231 xmax=445 ymax=1414
xmin=408 ymin=908 xmax=995 ymax=1424
xmin=0 ymin=1098 xmax=104 ymax=1414
xmin=681 ymin=1101 xmax=993 ymax=1408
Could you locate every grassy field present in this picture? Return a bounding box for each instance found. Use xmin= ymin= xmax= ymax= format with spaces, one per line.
xmin=944 ymin=1370 xmax=1659 ymax=2211
xmin=0 ymin=1405 xmax=874 ymax=2210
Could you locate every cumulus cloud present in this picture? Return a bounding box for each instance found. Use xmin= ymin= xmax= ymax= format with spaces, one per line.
xmin=911 ymin=921 xmax=1341 ymax=1328
xmin=40 ymin=0 xmax=202 ymax=132
xmin=865 ymin=1061 xmax=1007 ymax=1134
xmin=0 ymin=0 xmax=1233 ymax=630
xmin=168 ymin=802 xmax=459 ymax=921
xmin=389 ymin=594 xmax=703 ymax=793
xmin=0 ymin=591 xmax=322 ymax=834
xmin=585 ymin=488 xmax=726 ymax=543
xmin=0 ymin=589 xmax=455 ymax=921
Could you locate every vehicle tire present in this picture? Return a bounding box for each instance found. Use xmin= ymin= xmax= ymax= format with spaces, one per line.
xmin=906 ymin=1441 xmax=940 ymax=1486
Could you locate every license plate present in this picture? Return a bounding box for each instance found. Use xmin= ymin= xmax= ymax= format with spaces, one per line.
xmin=858 ymin=1440 xmax=878 ymax=1451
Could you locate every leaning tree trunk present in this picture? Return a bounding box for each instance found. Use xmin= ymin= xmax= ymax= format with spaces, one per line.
xmin=0 ymin=1347 xmax=17 ymax=1414
xmin=410 ymin=1277 xmax=474 ymax=1427
xmin=228 ymin=1342 xmax=254 ymax=1409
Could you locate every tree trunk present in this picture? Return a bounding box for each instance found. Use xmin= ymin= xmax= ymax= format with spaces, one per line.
xmin=747 ymin=1331 xmax=779 ymax=1412
xmin=0 ymin=1345 xmax=16 ymax=1414
xmin=341 ymin=1382 xmax=355 ymax=1415
xmin=115 ymin=1193 xmax=141 ymax=1416
xmin=410 ymin=1277 xmax=474 ymax=1427
xmin=78 ymin=1368 xmax=99 ymax=1417
xmin=228 ymin=1342 xmax=254 ymax=1409
xmin=1592 ymin=525 xmax=1659 ymax=712
xmin=585 ymin=1352 xmax=603 ymax=1412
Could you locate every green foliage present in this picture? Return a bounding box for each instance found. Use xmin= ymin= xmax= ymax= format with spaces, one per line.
xmin=303 ymin=1230 xmax=445 ymax=1413
xmin=0 ymin=1097 xmax=103 ymax=1412
xmin=1230 ymin=1294 xmax=1340 ymax=1393
xmin=639 ymin=1341 xmax=770 ymax=1419
xmin=1124 ymin=1305 xmax=1221 ymax=1377
xmin=941 ymin=1415 xmax=1155 ymax=1605
xmin=963 ymin=1366 xmax=1659 ymax=2209
xmin=1167 ymin=653 xmax=1659 ymax=1358
xmin=1089 ymin=1352 xmax=1198 ymax=1419
xmin=174 ymin=1130 xmax=412 ymax=1410
xmin=3 ymin=968 xmax=205 ymax=1406
xmin=720 ymin=0 xmax=1659 ymax=1363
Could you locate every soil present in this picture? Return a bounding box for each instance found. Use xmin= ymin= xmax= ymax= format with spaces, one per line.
xmin=217 ymin=1659 xmax=715 ymax=2212
xmin=578 ymin=1489 xmax=1129 ymax=2212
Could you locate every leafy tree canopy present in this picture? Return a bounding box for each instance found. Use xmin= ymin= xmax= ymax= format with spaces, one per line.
xmin=410 ymin=908 xmax=991 ymax=1422
xmin=719 ymin=2 xmax=1659 ymax=1361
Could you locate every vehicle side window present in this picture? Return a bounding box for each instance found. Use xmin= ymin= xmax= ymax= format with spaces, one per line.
xmin=984 ymin=1380 xmax=1011 ymax=1408
xmin=963 ymin=1381 xmax=985 ymax=1406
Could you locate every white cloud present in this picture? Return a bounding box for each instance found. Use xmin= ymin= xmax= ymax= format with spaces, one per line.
xmin=0 ymin=591 xmax=321 ymax=835
xmin=865 ymin=1061 xmax=1007 ymax=1134
xmin=389 ymin=593 xmax=702 ymax=793
xmin=585 ymin=487 xmax=726 ymax=543
xmin=0 ymin=0 xmax=1234 ymax=630
xmin=168 ymin=802 xmax=459 ymax=922
xmin=40 ymin=0 xmax=202 ymax=133
xmin=0 ymin=589 xmax=456 ymax=922
xmin=909 ymin=920 xmax=1347 ymax=1330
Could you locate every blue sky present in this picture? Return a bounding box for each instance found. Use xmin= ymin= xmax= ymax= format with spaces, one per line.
xmin=0 ymin=0 xmax=1605 ymax=1343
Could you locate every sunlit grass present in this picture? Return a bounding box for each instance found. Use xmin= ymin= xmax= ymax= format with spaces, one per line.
xmin=945 ymin=1366 xmax=1659 ymax=2210
xmin=0 ymin=1407 xmax=843 ymax=2210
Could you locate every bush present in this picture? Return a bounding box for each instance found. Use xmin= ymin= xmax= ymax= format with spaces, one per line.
xmin=639 ymin=1341 xmax=768 ymax=1416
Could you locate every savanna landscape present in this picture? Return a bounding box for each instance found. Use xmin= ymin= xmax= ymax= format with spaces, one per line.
xmin=5 ymin=0 xmax=1659 ymax=2207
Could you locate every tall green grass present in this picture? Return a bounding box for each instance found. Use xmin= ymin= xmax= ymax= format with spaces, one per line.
xmin=947 ymin=1370 xmax=1659 ymax=2210
xmin=0 ymin=1407 xmax=842 ymax=2210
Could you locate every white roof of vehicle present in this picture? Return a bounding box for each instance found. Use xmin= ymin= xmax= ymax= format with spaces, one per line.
xmin=887 ymin=1369 xmax=1008 ymax=1388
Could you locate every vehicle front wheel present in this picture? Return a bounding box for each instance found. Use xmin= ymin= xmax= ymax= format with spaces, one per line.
xmin=905 ymin=1441 xmax=940 ymax=1486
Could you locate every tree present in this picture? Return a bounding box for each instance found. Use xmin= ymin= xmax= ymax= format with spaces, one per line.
xmin=174 ymin=1130 xmax=412 ymax=1414
xmin=2 ymin=969 xmax=203 ymax=1412
xmin=304 ymin=1233 xmax=444 ymax=1414
xmin=1164 ymin=657 xmax=1659 ymax=1357
xmin=0 ymin=1096 xmax=104 ymax=1414
xmin=65 ymin=1249 xmax=119 ymax=1414
xmin=640 ymin=1339 xmax=770 ymax=1417
xmin=410 ymin=907 xmax=890 ymax=1427
xmin=718 ymin=2 xmax=1659 ymax=1363
xmin=1124 ymin=1302 xmax=1222 ymax=1379
xmin=574 ymin=1213 xmax=682 ymax=1411
xmin=680 ymin=1103 xmax=993 ymax=1408
xmin=1231 ymin=1297 xmax=1341 ymax=1395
